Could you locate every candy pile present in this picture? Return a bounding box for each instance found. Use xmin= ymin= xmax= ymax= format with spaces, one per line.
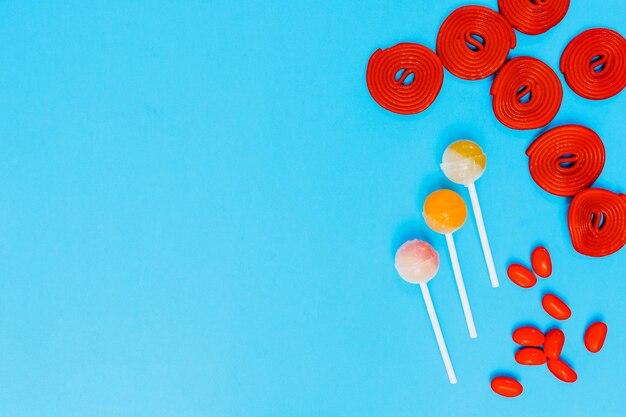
xmin=526 ymin=125 xmax=626 ymax=257
xmin=366 ymin=3 xmax=626 ymax=130
xmin=491 ymin=246 xmax=609 ymax=397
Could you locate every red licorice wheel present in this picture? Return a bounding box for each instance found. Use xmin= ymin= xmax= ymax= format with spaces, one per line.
xmin=436 ymin=5 xmax=516 ymax=80
xmin=498 ymin=0 xmax=570 ymax=35
xmin=560 ymin=28 xmax=626 ymax=100
xmin=491 ymin=56 xmax=563 ymax=130
xmin=526 ymin=125 xmax=605 ymax=196
xmin=366 ymin=43 xmax=444 ymax=115
xmin=568 ymin=188 xmax=626 ymax=257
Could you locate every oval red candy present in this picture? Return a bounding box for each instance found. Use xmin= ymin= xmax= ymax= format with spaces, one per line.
xmin=507 ymin=264 xmax=537 ymax=288
xmin=491 ymin=376 xmax=523 ymax=397
xmin=547 ymin=359 xmax=577 ymax=383
xmin=542 ymin=294 xmax=571 ymax=320
xmin=584 ymin=322 xmax=608 ymax=353
xmin=544 ymin=329 xmax=565 ymax=359
xmin=512 ymin=326 xmax=544 ymax=347
xmin=515 ymin=347 xmax=547 ymax=365
xmin=531 ymin=246 xmax=552 ymax=278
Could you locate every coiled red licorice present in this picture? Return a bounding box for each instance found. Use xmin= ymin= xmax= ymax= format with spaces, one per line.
xmin=366 ymin=43 xmax=444 ymax=115
xmin=560 ymin=28 xmax=626 ymax=100
xmin=437 ymin=5 xmax=516 ymax=80
xmin=568 ymin=188 xmax=626 ymax=257
xmin=491 ymin=56 xmax=562 ymax=130
xmin=526 ymin=125 xmax=605 ymax=197
xmin=498 ymin=0 xmax=569 ymax=35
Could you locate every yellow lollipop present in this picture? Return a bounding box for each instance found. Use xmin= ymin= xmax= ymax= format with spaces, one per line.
xmin=423 ymin=189 xmax=476 ymax=338
xmin=441 ymin=140 xmax=486 ymax=185
xmin=441 ymin=140 xmax=499 ymax=288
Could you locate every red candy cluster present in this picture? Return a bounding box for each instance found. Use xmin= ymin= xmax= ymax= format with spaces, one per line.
xmin=493 ymin=246 xmax=609 ymax=397
xmin=526 ymin=125 xmax=626 ymax=257
xmin=366 ymin=4 xmax=625 ymax=131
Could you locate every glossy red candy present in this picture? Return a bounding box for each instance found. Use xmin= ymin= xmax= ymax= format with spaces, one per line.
xmin=515 ymin=347 xmax=547 ymax=365
xmin=526 ymin=125 xmax=605 ymax=197
xmin=512 ymin=326 xmax=544 ymax=347
xmin=366 ymin=43 xmax=444 ymax=114
xmin=542 ymin=294 xmax=571 ymax=320
xmin=544 ymin=329 xmax=565 ymax=359
xmin=547 ymin=359 xmax=577 ymax=383
xmin=491 ymin=376 xmax=523 ymax=397
xmin=531 ymin=246 xmax=552 ymax=278
xmin=584 ymin=322 xmax=608 ymax=353
xmin=568 ymin=188 xmax=626 ymax=257
xmin=507 ymin=264 xmax=537 ymax=288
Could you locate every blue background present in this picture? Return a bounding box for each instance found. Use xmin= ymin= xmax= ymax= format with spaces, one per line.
xmin=0 ymin=1 xmax=624 ymax=416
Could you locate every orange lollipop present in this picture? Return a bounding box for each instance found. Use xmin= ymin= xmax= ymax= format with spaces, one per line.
xmin=423 ymin=190 xmax=476 ymax=338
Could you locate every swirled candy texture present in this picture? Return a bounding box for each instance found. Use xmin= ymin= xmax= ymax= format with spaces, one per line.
xmin=560 ymin=28 xmax=626 ymax=100
xmin=568 ymin=188 xmax=626 ymax=257
xmin=441 ymin=140 xmax=486 ymax=186
xmin=436 ymin=5 xmax=516 ymax=80
xmin=491 ymin=56 xmax=562 ymax=130
xmin=366 ymin=43 xmax=444 ymax=114
xmin=394 ymin=239 xmax=440 ymax=284
xmin=498 ymin=0 xmax=569 ymax=35
xmin=526 ymin=125 xmax=605 ymax=197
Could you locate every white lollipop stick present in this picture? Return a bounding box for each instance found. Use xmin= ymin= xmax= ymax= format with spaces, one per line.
xmin=445 ymin=233 xmax=477 ymax=338
xmin=419 ymin=282 xmax=457 ymax=384
xmin=467 ymin=182 xmax=499 ymax=288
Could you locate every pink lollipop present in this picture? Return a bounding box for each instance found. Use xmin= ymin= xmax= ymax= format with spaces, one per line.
xmin=395 ymin=239 xmax=457 ymax=384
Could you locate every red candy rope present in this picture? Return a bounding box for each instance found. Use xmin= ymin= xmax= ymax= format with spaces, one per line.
xmin=568 ymin=188 xmax=626 ymax=257
xmin=491 ymin=56 xmax=563 ymax=130
xmin=436 ymin=6 xmax=516 ymax=80
xmin=560 ymin=28 xmax=626 ymax=100
xmin=366 ymin=43 xmax=443 ymax=115
xmin=498 ymin=0 xmax=570 ymax=35
xmin=526 ymin=125 xmax=605 ymax=196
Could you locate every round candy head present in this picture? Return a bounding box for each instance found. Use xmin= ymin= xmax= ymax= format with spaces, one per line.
xmin=423 ymin=189 xmax=467 ymax=234
xmin=394 ymin=239 xmax=440 ymax=284
xmin=441 ymin=140 xmax=486 ymax=185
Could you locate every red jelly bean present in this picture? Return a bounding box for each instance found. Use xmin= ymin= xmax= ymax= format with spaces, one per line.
xmin=515 ymin=347 xmax=547 ymax=365
xmin=491 ymin=376 xmax=523 ymax=398
xmin=507 ymin=264 xmax=537 ymax=288
xmin=544 ymin=329 xmax=565 ymax=359
xmin=512 ymin=326 xmax=544 ymax=347
xmin=531 ymin=246 xmax=552 ymax=278
xmin=584 ymin=322 xmax=608 ymax=353
xmin=542 ymin=294 xmax=571 ymax=320
xmin=547 ymin=359 xmax=577 ymax=383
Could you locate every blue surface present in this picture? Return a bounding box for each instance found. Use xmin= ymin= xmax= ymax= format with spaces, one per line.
xmin=0 ymin=1 xmax=624 ymax=416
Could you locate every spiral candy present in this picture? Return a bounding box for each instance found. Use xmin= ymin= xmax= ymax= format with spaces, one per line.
xmin=366 ymin=43 xmax=444 ymax=115
xmin=437 ymin=6 xmax=516 ymax=80
xmin=560 ymin=28 xmax=626 ymax=100
xmin=491 ymin=56 xmax=563 ymax=130
xmin=568 ymin=188 xmax=626 ymax=257
xmin=526 ymin=125 xmax=605 ymax=197
xmin=498 ymin=0 xmax=569 ymax=35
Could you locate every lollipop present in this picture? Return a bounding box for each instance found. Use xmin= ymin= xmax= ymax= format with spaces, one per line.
xmin=395 ymin=239 xmax=457 ymax=384
xmin=423 ymin=190 xmax=477 ymax=338
xmin=441 ymin=140 xmax=499 ymax=288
